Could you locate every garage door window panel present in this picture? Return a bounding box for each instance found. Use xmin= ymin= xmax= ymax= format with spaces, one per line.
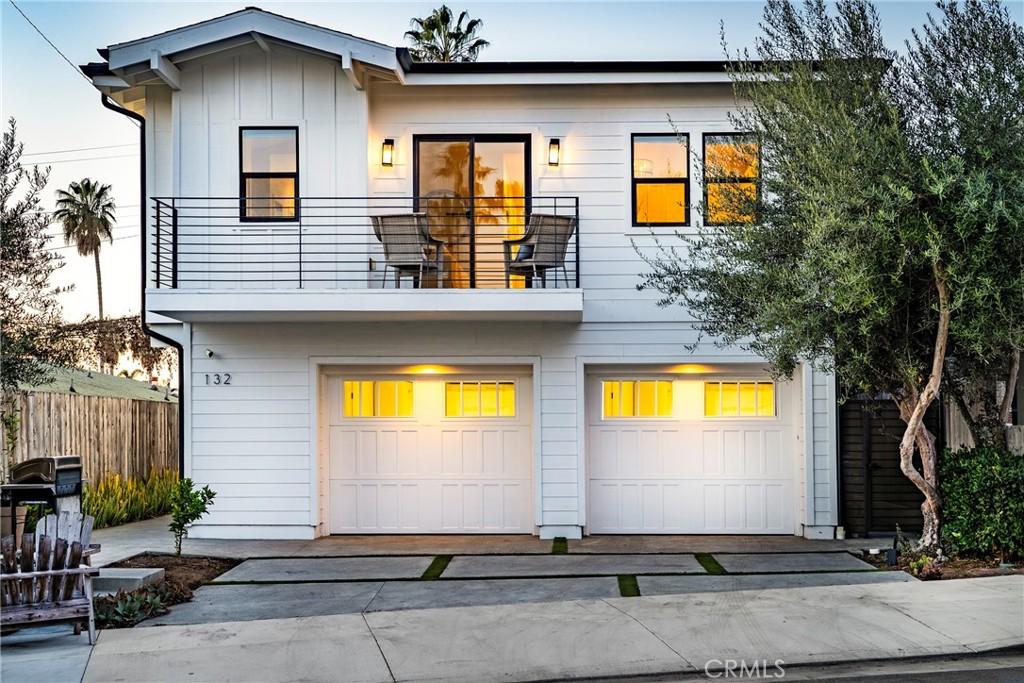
xmin=602 ymin=380 xmax=672 ymax=419
xmin=704 ymin=381 xmax=775 ymax=417
xmin=445 ymin=381 xmax=516 ymax=418
xmin=343 ymin=380 xmax=414 ymax=418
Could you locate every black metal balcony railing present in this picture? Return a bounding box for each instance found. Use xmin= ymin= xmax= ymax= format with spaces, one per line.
xmin=151 ymin=196 xmax=580 ymax=290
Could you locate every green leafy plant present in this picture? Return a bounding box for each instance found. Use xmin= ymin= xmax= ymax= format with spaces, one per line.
xmin=1 ymin=397 xmax=20 ymax=479
xmin=82 ymin=469 xmax=178 ymax=529
xmin=895 ymin=528 xmax=944 ymax=579
xmin=169 ymin=478 xmax=216 ymax=555
xmin=939 ymin=447 xmax=1024 ymax=561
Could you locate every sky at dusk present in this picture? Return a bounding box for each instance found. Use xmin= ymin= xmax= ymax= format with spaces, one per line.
xmin=3 ymin=0 xmax=1020 ymax=321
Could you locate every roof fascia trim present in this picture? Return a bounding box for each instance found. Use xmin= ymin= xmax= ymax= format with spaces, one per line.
xmin=107 ymin=10 xmax=397 ymax=72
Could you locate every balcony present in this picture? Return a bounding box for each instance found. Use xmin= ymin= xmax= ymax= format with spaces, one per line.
xmin=148 ymin=196 xmax=582 ymax=322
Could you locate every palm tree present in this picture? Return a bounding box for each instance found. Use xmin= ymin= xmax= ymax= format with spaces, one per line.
xmin=53 ymin=179 xmax=116 ymax=320
xmin=405 ymin=5 xmax=489 ymax=62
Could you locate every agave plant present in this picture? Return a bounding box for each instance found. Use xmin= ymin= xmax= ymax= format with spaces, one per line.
xmin=405 ymin=5 xmax=489 ymax=63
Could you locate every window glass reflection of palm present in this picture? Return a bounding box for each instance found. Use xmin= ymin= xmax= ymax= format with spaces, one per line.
xmin=423 ymin=141 xmax=526 ymax=288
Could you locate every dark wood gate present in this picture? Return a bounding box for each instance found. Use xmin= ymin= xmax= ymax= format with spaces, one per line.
xmin=839 ymin=396 xmax=942 ymax=537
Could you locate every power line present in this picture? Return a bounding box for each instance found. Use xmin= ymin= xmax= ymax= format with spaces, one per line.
xmin=31 ymin=205 xmax=141 ymax=214
xmin=46 ymin=234 xmax=141 ymax=251
xmin=27 ymin=153 xmax=139 ymax=165
xmin=24 ymin=143 xmax=136 ymax=156
xmin=44 ymin=224 xmax=142 ymax=237
xmin=9 ymin=0 xmax=92 ymax=85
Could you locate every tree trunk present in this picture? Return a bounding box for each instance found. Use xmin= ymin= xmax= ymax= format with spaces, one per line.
xmin=895 ymin=268 xmax=951 ymax=549
xmin=94 ymin=248 xmax=104 ymax=321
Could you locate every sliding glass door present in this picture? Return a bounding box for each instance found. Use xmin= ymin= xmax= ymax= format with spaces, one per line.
xmin=414 ymin=135 xmax=530 ymax=288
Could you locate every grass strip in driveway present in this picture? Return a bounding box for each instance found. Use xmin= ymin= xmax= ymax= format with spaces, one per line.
xmin=695 ymin=553 xmax=727 ymax=575
xmin=617 ymin=575 xmax=641 ymax=597
xmin=422 ymin=555 xmax=452 ymax=580
xmin=552 ymin=537 xmax=569 ymax=555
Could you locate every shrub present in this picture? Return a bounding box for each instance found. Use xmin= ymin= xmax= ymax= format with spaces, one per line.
xmin=939 ymin=447 xmax=1024 ymax=560
xmin=82 ymin=469 xmax=178 ymax=529
xmin=169 ymin=478 xmax=216 ymax=555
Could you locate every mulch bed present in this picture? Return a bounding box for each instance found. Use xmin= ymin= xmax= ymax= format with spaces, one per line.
xmin=862 ymin=552 xmax=1022 ymax=580
xmin=106 ymin=552 xmax=239 ymax=590
xmin=94 ymin=553 xmax=241 ymax=629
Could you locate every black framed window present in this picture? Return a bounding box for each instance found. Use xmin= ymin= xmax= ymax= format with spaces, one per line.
xmin=239 ymin=127 xmax=298 ymax=221
xmin=631 ymin=133 xmax=689 ymax=226
xmin=703 ymin=132 xmax=759 ymax=226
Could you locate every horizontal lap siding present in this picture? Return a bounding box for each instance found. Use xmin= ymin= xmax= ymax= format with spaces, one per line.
xmin=188 ymin=321 xmax=759 ymax=530
xmin=368 ymin=83 xmax=740 ymax=324
xmin=811 ymin=369 xmax=837 ymax=527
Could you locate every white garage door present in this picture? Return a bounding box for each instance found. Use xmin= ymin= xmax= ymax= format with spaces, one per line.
xmin=325 ymin=372 xmax=533 ymax=533
xmin=587 ymin=376 xmax=796 ymax=534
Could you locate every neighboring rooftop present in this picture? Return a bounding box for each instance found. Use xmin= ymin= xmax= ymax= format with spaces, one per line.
xmin=19 ymin=366 xmax=177 ymax=403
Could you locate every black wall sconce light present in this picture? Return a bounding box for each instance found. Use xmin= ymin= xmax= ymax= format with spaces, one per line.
xmin=381 ymin=138 xmax=395 ymax=166
xmin=548 ymin=138 xmax=560 ymax=166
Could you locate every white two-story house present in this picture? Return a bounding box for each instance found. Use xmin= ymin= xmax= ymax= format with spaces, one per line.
xmin=83 ymin=7 xmax=839 ymax=541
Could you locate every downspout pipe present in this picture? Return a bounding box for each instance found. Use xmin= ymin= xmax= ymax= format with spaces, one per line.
xmin=100 ymin=93 xmax=185 ymax=476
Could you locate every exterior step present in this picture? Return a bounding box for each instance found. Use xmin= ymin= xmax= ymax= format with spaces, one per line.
xmin=95 ymin=567 xmax=165 ymax=594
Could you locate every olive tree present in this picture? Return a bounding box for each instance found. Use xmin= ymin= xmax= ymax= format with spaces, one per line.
xmin=1 ymin=117 xmax=74 ymax=393
xmin=641 ymin=0 xmax=1024 ymax=547
xmin=899 ymin=1 xmax=1024 ymax=450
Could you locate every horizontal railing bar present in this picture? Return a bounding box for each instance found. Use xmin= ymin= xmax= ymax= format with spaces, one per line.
xmin=152 ymin=195 xmax=576 ymax=200
xmin=151 ymin=195 xmax=580 ymax=290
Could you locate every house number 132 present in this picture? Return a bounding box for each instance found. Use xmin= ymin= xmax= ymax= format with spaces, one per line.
xmin=205 ymin=373 xmax=231 ymax=385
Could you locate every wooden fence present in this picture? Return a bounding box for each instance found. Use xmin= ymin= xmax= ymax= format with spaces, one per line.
xmin=1009 ymin=426 xmax=1024 ymax=456
xmin=944 ymin=399 xmax=1024 ymax=455
xmin=4 ymin=392 xmax=178 ymax=483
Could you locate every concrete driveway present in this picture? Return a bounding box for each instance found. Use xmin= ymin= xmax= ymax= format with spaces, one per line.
xmin=142 ymin=547 xmax=913 ymax=626
xmin=92 ymin=516 xmax=879 ymax=564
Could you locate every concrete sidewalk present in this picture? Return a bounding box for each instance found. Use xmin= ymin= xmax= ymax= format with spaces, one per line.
xmin=83 ymin=575 xmax=1023 ymax=683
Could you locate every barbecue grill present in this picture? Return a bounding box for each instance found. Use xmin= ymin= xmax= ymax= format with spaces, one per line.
xmin=2 ymin=455 xmax=84 ymax=540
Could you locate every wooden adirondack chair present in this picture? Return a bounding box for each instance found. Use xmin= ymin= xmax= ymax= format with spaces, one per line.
xmin=0 ymin=512 xmax=99 ymax=643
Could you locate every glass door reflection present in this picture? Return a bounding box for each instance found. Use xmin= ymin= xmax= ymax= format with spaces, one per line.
xmin=415 ymin=135 xmax=530 ymax=288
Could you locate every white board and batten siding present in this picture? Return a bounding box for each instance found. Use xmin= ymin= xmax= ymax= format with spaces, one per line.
xmin=144 ymin=45 xmax=369 ymax=292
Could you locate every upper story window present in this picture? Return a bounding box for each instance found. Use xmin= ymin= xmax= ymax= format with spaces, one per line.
xmin=240 ymin=127 xmax=298 ymax=221
xmin=704 ymin=133 xmax=759 ymax=226
xmin=632 ymin=133 xmax=689 ymax=226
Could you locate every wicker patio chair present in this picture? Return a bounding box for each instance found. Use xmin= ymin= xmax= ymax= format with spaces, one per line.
xmin=371 ymin=212 xmax=443 ymax=288
xmin=502 ymin=213 xmax=577 ymax=288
